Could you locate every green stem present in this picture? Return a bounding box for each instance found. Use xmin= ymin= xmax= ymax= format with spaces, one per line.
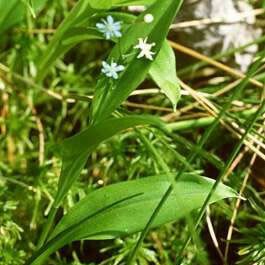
xmin=167 ymin=108 xmax=257 ymax=132
xmin=37 ymin=206 xmax=57 ymax=249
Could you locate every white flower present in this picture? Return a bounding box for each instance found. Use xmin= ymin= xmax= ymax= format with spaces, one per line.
xmin=101 ymin=60 xmax=125 ymax=79
xmin=96 ymin=15 xmax=122 ymax=40
xmin=134 ymin=37 xmax=156 ymax=60
xmin=144 ymin=14 xmax=154 ymax=23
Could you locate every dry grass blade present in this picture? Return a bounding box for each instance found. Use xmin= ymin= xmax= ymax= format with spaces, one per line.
xmin=178 ymin=79 xmax=265 ymax=161
xmin=224 ymin=118 xmax=265 ymax=261
xmin=169 ymin=41 xmax=263 ymax=89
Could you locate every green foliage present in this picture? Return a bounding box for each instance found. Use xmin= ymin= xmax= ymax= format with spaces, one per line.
xmin=1 ymin=0 xmax=264 ymax=264
xmin=236 ymin=191 xmax=265 ymax=265
xmin=28 ymin=173 xmax=236 ymax=264
xmin=101 ymin=237 xmax=160 ymax=265
xmin=238 ymin=224 xmax=265 ymax=265
xmin=35 ymin=0 xmax=155 ymax=81
xmin=0 ymin=0 xmax=47 ymax=34
xmin=35 ymin=8 xmax=180 ymax=110
xmin=34 ymin=2 xmax=184 ymax=258
xmin=54 ymin=115 xmax=163 ymax=207
xmin=0 ymin=181 xmax=26 ymax=265
xmin=91 ymin=0 xmax=183 ymax=122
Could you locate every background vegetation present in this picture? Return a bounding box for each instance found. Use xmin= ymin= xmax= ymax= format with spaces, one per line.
xmin=0 ymin=0 xmax=264 ymax=264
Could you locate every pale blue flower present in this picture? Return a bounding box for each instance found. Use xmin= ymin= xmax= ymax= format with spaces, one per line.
xmin=101 ymin=60 xmax=125 ymax=79
xmin=96 ymin=15 xmax=122 ymax=40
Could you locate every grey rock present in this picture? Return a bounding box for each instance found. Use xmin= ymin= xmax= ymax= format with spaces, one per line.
xmin=174 ymin=0 xmax=262 ymax=72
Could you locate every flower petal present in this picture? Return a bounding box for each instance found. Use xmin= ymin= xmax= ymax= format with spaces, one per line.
xmin=112 ymin=72 xmax=118 ymax=79
xmin=114 ymin=31 xmax=122 ymax=38
xmin=116 ymin=65 xmax=125 ymax=72
xmin=96 ymin=23 xmax=105 ymax=29
xmin=107 ymin=15 xmax=114 ymax=24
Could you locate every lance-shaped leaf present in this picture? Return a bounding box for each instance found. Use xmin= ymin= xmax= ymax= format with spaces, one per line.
xmin=27 ymin=173 xmax=236 ymax=265
xmin=53 ymin=115 xmax=163 ymax=207
xmin=91 ymin=0 xmax=183 ymax=123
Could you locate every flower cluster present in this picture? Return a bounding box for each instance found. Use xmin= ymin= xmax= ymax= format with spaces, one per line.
xmin=96 ymin=15 xmax=156 ymax=80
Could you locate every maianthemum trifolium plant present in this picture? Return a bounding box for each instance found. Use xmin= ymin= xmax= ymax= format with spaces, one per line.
xmin=25 ymin=0 xmax=239 ymax=264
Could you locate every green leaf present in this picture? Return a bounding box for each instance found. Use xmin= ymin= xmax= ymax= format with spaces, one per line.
xmin=117 ymin=0 xmax=155 ymax=5
xmin=0 ymin=0 xmax=47 ymax=34
xmin=91 ymin=0 xmax=183 ymax=123
xmin=53 ymin=115 xmax=163 ymax=207
xmin=27 ymin=173 xmax=236 ymax=265
xmin=88 ymin=0 xmax=113 ymax=9
xmin=149 ymin=41 xmax=181 ymax=111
